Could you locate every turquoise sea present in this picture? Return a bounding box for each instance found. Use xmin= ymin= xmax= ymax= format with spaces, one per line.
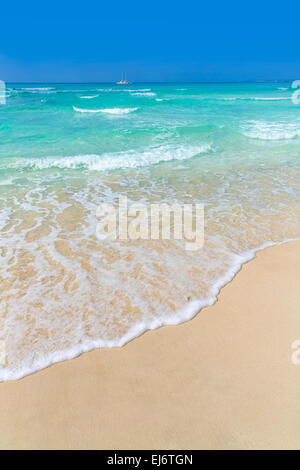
xmin=1 ymin=82 xmax=300 ymax=380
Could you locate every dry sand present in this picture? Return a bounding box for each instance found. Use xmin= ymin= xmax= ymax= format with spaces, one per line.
xmin=0 ymin=240 xmax=299 ymax=450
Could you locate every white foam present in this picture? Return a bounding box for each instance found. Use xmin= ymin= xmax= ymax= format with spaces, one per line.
xmin=0 ymin=177 xmax=14 ymax=186
xmin=1 ymin=236 xmax=298 ymax=382
xmin=252 ymin=97 xmax=288 ymax=100
xmin=223 ymin=96 xmax=289 ymax=101
xmin=170 ymin=95 xmax=290 ymax=102
xmin=11 ymin=143 xmax=211 ymax=172
xmin=17 ymin=87 xmax=56 ymax=94
xmin=242 ymin=120 xmax=300 ymax=140
xmin=98 ymin=88 xmax=151 ymax=92
xmin=79 ymin=95 xmax=99 ymax=99
xmin=20 ymin=87 xmax=55 ymax=91
xmin=73 ymin=106 xmax=138 ymax=114
xmin=131 ymin=92 xmax=156 ymax=97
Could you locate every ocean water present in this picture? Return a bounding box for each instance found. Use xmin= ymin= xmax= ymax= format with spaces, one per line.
xmin=0 ymin=82 xmax=300 ymax=381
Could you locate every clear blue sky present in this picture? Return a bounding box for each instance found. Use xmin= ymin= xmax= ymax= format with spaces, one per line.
xmin=1 ymin=0 xmax=300 ymax=82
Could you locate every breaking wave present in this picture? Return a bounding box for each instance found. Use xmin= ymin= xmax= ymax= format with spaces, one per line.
xmin=242 ymin=121 xmax=300 ymax=140
xmin=79 ymin=95 xmax=99 ymax=99
xmin=73 ymin=106 xmax=138 ymax=114
xmin=10 ymin=144 xmax=211 ymax=172
xmin=131 ymin=92 xmax=156 ymax=97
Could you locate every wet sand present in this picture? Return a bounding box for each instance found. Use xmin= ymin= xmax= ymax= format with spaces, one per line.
xmin=0 ymin=240 xmax=299 ymax=449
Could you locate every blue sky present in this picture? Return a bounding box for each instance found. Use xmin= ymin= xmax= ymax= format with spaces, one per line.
xmin=1 ymin=0 xmax=300 ymax=82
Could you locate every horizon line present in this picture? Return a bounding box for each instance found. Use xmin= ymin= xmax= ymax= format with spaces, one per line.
xmin=5 ymin=79 xmax=295 ymax=85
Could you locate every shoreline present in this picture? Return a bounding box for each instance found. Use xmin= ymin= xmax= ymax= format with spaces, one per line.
xmin=0 ymin=240 xmax=300 ymax=449
xmin=1 ymin=237 xmax=299 ymax=383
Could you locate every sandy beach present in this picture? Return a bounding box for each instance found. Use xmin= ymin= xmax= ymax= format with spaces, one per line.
xmin=0 ymin=240 xmax=299 ymax=450
xmin=1 ymin=0 xmax=299 ymax=453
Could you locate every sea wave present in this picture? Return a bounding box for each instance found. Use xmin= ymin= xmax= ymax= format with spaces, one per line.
xmin=20 ymin=87 xmax=55 ymax=91
xmin=73 ymin=106 xmax=138 ymax=114
xmin=0 ymin=177 xmax=14 ymax=186
xmin=97 ymin=88 xmax=151 ymax=92
xmin=15 ymin=87 xmax=56 ymax=93
xmin=223 ymin=96 xmax=289 ymax=101
xmin=131 ymin=92 xmax=156 ymax=97
xmin=251 ymin=97 xmax=289 ymax=101
xmin=171 ymin=96 xmax=291 ymax=102
xmin=0 ymin=236 xmax=298 ymax=382
xmin=242 ymin=121 xmax=300 ymax=140
xmin=10 ymin=144 xmax=211 ymax=172
xmin=79 ymin=95 xmax=99 ymax=99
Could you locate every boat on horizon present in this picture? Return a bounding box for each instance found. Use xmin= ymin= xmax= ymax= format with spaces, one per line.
xmin=116 ymin=73 xmax=132 ymax=85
